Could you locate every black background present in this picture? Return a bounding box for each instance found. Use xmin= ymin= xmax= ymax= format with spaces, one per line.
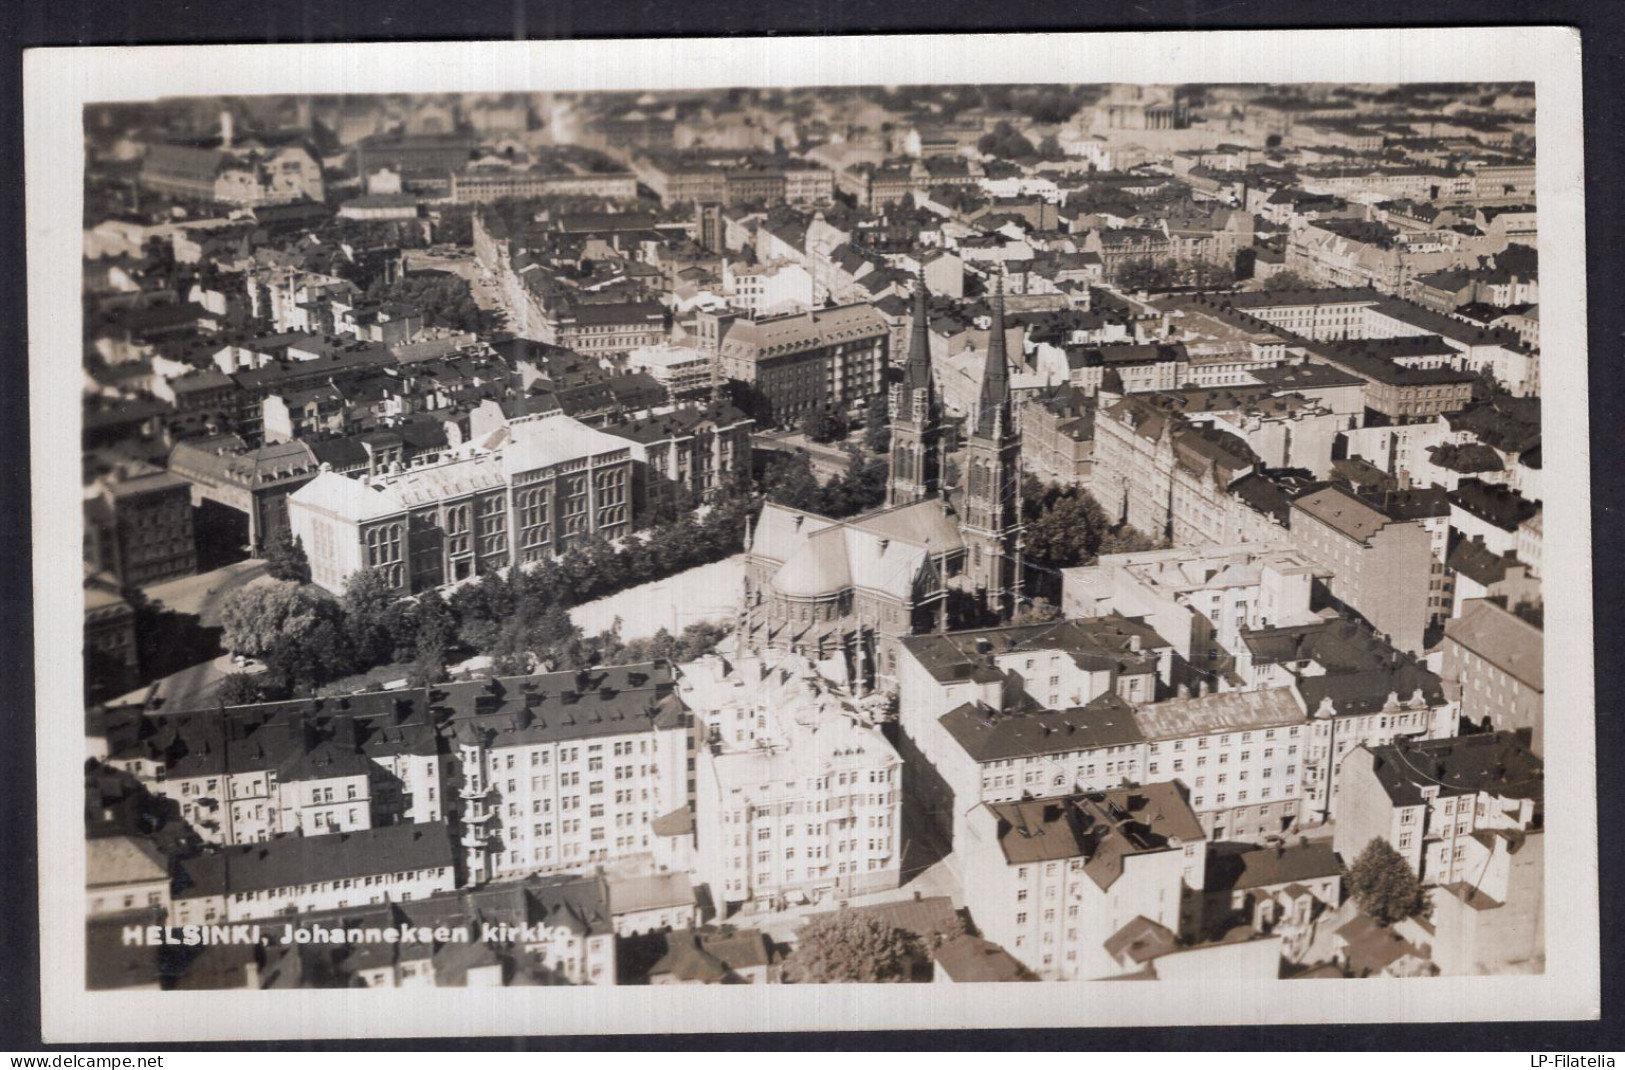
xmin=2 ymin=0 xmax=1620 ymax=1052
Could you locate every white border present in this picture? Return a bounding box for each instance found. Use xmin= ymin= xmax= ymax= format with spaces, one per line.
xmin=27 ymin=29 xmax=1595 ymax=1042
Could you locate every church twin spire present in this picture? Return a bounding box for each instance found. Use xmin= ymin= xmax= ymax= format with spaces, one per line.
xmin=972 ymin=272 xmax=1014 ymax=443
xmin=885 ymin=270 xmax=942 ymax=508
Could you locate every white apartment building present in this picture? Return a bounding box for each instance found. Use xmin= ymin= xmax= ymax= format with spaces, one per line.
xmin=1335 ymin=731 xmax=1542 ymax=887
xmin=439 ymin=664 xmax=694 ymax=885
xmin=683 ymin=652 xmax=903 ymax=913
xmin=1132 ymin=687 xmax=1313 ymax=841
xmin=895 ymin=617 xmax=1171 ymax=851
xmin=961 ymin=784 xmax=1208 ymax=981
xmin=1062 ymin=543 xmax=1325 ymax=681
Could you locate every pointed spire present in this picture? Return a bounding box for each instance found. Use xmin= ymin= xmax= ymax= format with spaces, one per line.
xmin=975 ymin=271 xmax=1012 ymax=440
xmin=905 ymin=269 xmax=933 ymax=394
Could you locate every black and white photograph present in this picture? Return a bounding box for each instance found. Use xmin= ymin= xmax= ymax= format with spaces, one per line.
xmin=24 ymin=28 xmax=1597 ymax=1043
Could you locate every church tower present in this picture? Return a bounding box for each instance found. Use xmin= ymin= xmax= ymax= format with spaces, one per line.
xmin=886 ymin=274 xmax=942 ymax=507
xmin=960 ymin=275 xmax=1023 ymax=618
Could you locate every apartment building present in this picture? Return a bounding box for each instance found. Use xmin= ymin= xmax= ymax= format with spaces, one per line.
xmin=1289 ymin=485 xmax=1434 ymax=655
xmin=1132 ymin=687 xmax=1312 ymax=841
xmin=684 ymin=652 xmax=903 ymax=913
xmin=169 ymin=822 xmax=458 ymax=925
xmin=896 ymin=617 xmax=1172 ymax=849
xmin=437 ymin=662 xmax=693 ymax=885
xmin=102 ymin=692 xmax=446 ymax=847
xmin=1334 ymin=731 xmax=1542 ymax=887
xmin=961 ymin=784 xmax=1208 ymax=981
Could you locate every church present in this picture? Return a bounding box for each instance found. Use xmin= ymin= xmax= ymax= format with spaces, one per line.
xmin=739 ymin=275 xmax=1025 ymax=690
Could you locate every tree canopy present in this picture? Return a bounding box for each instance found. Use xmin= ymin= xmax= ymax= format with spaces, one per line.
xmin=1348 ymin=837 xmax=1429 ymax=926
xmin=784 ymin=909 xmax=919 ymax=983
xmin=219 ymin=581 xmax=326 ymax=660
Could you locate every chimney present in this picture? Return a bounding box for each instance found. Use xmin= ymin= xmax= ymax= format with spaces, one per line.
xmin=220 ymin=109 xmax=234 ymax=150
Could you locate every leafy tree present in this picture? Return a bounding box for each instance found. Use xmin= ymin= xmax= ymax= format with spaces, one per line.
xmin=365 ymin=272 xmax=486 ymax=333
xmin=1098 ymin=524 xmax=1163 ymax=556
xmin=219 ymin=581 xmax=324 ymax=660
xmin=263 ymin=528 xmax=310 ymax=583
xmin=215 ymin=672 xmax=264 ymax=706
xmin=804 ymin=407 xmax=850 ymax=444
xmin=409 ymin=588 xmax=456 ymax=686
xmin=784 ymin=909 xmax=919 ymax=983
xmin=342 ymin=568 xmax=399 ymax=668
xmin=380 ymin=600 xmax=421 ymax=663
xmin=863 ymin=395 xmax=891 ymax=455
xmin=1348 ymin=837 xmax=1428 ymax=926
xmin=1024 ymin=87 xmax=1083 ymax=125
xmin=1263 ymin=269 xmax=1317 ymax=292
xmin=1023 ymin=491 xmax=1109 ymax=572
xmin=761 ymin=452 xmax=826 ymax=512
xmin=977 ymin=121 xmax=1036 ymax=161
xmin=263 ymin=614 xmax=354 ymax=697
xmin=1115 ymin=257 xmax=1181 ymax=293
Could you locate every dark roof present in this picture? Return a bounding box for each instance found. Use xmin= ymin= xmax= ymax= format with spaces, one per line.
xmin=439 ymin=662 xmax=688 ymax=748
xmin=986 ymin=783 xmax=1204 ymax=889
xmin=933 ymin=935 xmax=1035 ymax=982
xmin=900 ymin=615 xmax=1169 ymax=685
xmin=176 ymin=822 xmax=455 ymax=898
xmin=648 ymin=928 xmax=776 ymax=983
xmin=1449 ymin=478 xmax=1538 ymax=532
xmin=1361 ymin=731 xmax=1543 ymax=808
xmin=941 ymin=691 xmax=1143 ymax=763
xmin=1206 ymin=841 xmax=1341 ymax=894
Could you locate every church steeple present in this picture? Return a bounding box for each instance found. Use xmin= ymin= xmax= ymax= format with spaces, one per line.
xmin=972 ymin=273 xmax=1013 ymax=443
xmin=960 ymin=270 xmax=1023 ymax=619
xmin=886 ymin=272 xmax=942 ymax=507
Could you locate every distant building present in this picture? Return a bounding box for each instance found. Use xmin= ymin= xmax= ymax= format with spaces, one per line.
xmin=83 ymin=462 xmax=197 ymax=587
xmin=140 ymin=115 xmax=324 ymax=206
xmin=704 ymin=302 xmax=890 ymax=425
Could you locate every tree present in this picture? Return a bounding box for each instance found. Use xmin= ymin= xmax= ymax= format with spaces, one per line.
xmin=409 ymin=588 xmax=456 ymax=686
xmin=342 ymin=568 xmax=399 ymax=669
xmin=761 ymin=451 xmax=825 ymax=512
xmin=784 ymin=909 xmax=919 ymax=983
xmin=263 ymin=528 xmax=310 ymax=583
xmin=863 ymin=395 xmax=891 ymax=455
xmin=1098 ymin=524 xmax=1163 ymax=556
xmin=1263 ymin=269 xmax=1317 ymax=292
xmin=215 ymin=672 xmax=264 ymax=706
xmin=804 ymin=406 xmax=849 ymax=444
xmin=977 ymin=121 xmax=1036 ymax=161
xmin=219 ymin=581 xmax=324 ymax=660
xmin=1348 ymin=837 xmax=1428 ymax=926
xmin=1115 ymin=257 xmax=1181 ymax=293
